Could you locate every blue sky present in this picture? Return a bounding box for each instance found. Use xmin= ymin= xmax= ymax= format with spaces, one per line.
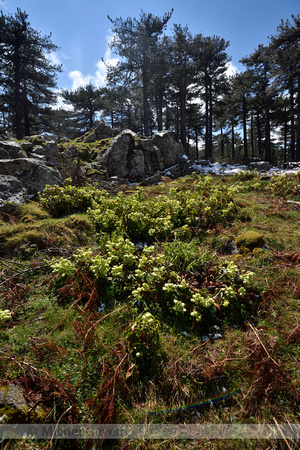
xmin=1 ymin=0 xmax=299 ymax=92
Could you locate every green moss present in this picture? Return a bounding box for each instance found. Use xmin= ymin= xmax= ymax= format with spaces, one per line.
xmin=19 ymin=202 xmax=50 ymax=223
xmin=252 ymin=247 xmax=265 ymax=257
xmin=64 ymin=214 xmax=93 ymax=231
xmin=235 ymin=231 xmax=265 ymax=251
xmin=0 ymin=385 xmax=48 ymax=424
xmin=0 ymin=211 xmax=96 ymax=256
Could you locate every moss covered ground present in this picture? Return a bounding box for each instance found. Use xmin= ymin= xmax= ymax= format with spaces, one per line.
xmin=0 ymin=172 xmax=299 ymax=449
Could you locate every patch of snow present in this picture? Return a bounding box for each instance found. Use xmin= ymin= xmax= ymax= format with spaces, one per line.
xmin=181 ymin=331 xmax=189 ymax=337
xmin=186 ymin=161 xmax=300 ymax=176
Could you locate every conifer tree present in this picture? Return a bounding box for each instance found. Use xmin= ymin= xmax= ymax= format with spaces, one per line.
xmin=0 ymin=8 xmax=61 ymax=138
xmin=106 ymin=10 xmax=173 ymax=136
xmin=61 ymin=83 xmax=105 ymax=132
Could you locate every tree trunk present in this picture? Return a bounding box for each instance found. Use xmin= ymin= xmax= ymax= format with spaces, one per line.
xmin=296 ymin=74 xmax=300 ymax=161
xmin=264 ymin=93 xmax=271 ymax=162
xmin=204 ymin=82 xmax=209 ymax=159
xmin=251 ymin=112 xmax=254 ymax=157
xmin=157 ymin=92 xmax=163 ymax=132
xmin=127 ymin=105 xmax=131 ymax=129
xmin=180 ymin=84 xmax=187 ymax=151
xmin=284 ymin=106 xmax=288 ymax=163
xmin=14 ymin=52 xmax=23 ymax=140
xmin=220 ymin=126 xmax=224 ymax=159
xmin=111 ymin=111 xmax=114 ymax=128
xmin=208 ymin=81 xmax=213 ymax=160
xmin=289 ymin=79 xmax=295 ymax=161
xmin=142 ymin=70 xmax=149 ymax=136
xmin=256 ymin=112 xmax=262 ymax=158
xmin=242 ymin=95 xmax=248 ymax=158
xmin=231 ymin=122 xmax=235 ymax=160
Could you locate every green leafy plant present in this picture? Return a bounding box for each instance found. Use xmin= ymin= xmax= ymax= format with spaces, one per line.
xmin=125 ymin=312 xmax=162 ymax=378
xmin=0 ymin=309 xmax=12 ymax=322
xmin=39 ymin=182 xmax=96 ymax=217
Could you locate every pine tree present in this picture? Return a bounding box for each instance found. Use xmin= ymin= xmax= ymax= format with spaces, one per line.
xmin=0 ymin=8 xmax=61 ymax=138
xmin=240 ymin=45 xmax=273 ymax=162
xmin=167 ymin=25 xmax=194 ymax=152
xmin=193 ymin=34 xmax=230 ymax=160
xmin=61 ymin=84 xmax=105 ymax=132
xmin=106 ymin=10 xmax=173 ymax=136
xmin=270 ymin=15 xmax=300 ymax=161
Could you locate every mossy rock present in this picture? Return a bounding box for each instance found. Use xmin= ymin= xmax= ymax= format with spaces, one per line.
xmin=235 ymin=231 xmax=265 ymax=252
xmin=0 ymin=384 xmax=47 ymax=423
xmin=252 ymin=247 xmax=265 ymax=257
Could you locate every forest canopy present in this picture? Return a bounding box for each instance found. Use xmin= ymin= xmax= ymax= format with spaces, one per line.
xmin=0 ymin=8 xmax=300 ymax=163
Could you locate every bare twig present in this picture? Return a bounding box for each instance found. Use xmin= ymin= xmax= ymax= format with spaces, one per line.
xmin=47 ymin=405 xmax=73 ymax=450
xmin=0 ymin=264 xmax=47 ymax=287
xmin=273 ymin=416 xmax=293 ymax=450
xmin=249 ymin=324 xmax=279 ymax=366
xmin=84 ymin=305 xmax=129 ymax=342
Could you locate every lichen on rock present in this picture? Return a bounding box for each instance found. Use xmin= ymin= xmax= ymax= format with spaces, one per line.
xmin=0 ymin=384 xmax=47 ymax=423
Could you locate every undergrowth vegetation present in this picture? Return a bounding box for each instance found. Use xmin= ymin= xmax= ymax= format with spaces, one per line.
xmin=0 ymin=171 xmax=299 ymax=449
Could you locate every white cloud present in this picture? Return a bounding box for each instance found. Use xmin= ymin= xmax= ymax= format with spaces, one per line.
xmin=94 ymin=48 xmax=119 ymax=88
xmin=69 ymin=70 xmax=92 ymax=90
xmin=226 ymin=62 xmax=239 ymax=77
xmin=47 ymin=52 xmax=63 ymax=67
xmin=68 ymin=32 xmax=119 ymax=90
xmin=0 ymin=0 xmax=7 ymax=7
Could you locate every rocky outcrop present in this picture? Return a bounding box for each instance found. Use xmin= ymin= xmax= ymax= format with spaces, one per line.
xmin=0 ymin=158 xmax=62 ymax=211
xmin=0 ymin=158 xmax=62 ymax=196
xmin=0 ymin=175 xmax=26 ymax=212
xmin=97 ymin=130 xmax=186 ymax=180
xmin=0 ymin=140 xmax=25 ymax=159
xmin=83 ymin=120 xmax=119 ymax=143
xmin=0 ymin=135 xmax=63 ymax=211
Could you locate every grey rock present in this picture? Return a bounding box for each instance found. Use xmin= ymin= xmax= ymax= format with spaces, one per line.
xmin=0 ymin=175 xmax=26 ymax=212
xmin=3 ymin=384 xmax=28 ymax=410
xmin=100 ymin=132 xmax=135 ymax=178
xmin=63 ymin=145 xmax=78 ymax=159
xmin=31 ymin=145 xmax=46 ymax=157
xmin=165 ymin=165 xmax=181 ymax=178
xmin=223 ymin=240 xmax=239 ymax=255
xmin=153 ymin=131 xmax=185 ymax=168
xmin=249 ymin=161 xmax=273 ymax=171
xmin=0 ymin=158 xmax=62 ymax=195
xmin=0 ymin=140 xmax=24 ymax=159
xmin=30 ymin=142 xmax=61 ymax=165
xmin=0 ymin=148 xmax=10 ymax=159
xmin=281 ymin=162 xmax=300 ymax=170
xmin=20 ymin=141 xmax=34 ymax=152
xmin=97 ymin=129 xmax=185 ymax=180
xmin=27 ymin=135 xmax=45 ymax=145
xmin=84 ymin=120 xmax=119 ymax=143
xmin=0 ymin=383 xmax=47 ymax=423
xmin=127 ymin=149 xmax=145 ymax=179
xmin=85 ymin=131 xmax=97 ymax=143
xmin=44 ymin=141 xmax=61 ymax=164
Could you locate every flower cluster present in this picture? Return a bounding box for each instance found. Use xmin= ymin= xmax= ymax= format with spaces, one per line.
xmin=0 ymin=309 xmax=12 ymax=321
xmin=88 ymin=175 xmax=238 ymax=242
